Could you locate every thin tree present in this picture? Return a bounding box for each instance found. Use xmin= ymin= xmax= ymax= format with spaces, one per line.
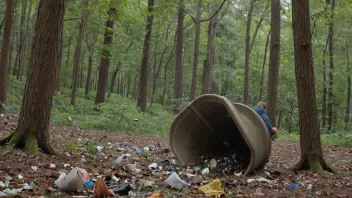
xmin=266 ymin=0 xmax=281 ymax=126
xmin=327 ymin=0 xmax=335 ymax=132
xmin=344 ymin=41 xmax=351 ymax=131
xmin=137 ymin=0 xmax=155 ymax=112
xmin=85 ymin=27 xmax=100 ymax=97
xmin=190 ymin=0 xmax=202 ymax=101
xmin=95 ymin=7 xmax=116 ymax=106
xmin=0 ymin=0 xmax=15 ymax=107
xmin=290 ymin=0 xmax=335 ymax=173
xmin=174 ymin=0 xmax=184 ymax=100
xmin=71 ymin=0 xmax=89 ymax=106
xmin=243 ymin=0 xmax=253 ymax=105
xmin=0 ymin=0 xmax=66 ymax=155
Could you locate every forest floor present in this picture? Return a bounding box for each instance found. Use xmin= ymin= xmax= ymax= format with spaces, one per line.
xmin=0 ymin=114 xmax=351 ymax=197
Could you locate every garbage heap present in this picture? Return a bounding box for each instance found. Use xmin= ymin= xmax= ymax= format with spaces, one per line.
xmin=169 ymin=94 xmax=271 ymax=175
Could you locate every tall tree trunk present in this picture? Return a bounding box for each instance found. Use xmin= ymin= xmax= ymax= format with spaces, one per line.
xmin=344 ymin=41 xmax=351 ymax=131
xmin=290 ymin=0 xmax=335 ymax=174
xmin=15 ymin=0 xmax=27 ymax=80
xmin=202 ymin=7 xmax=217 ymax=95
xmin=85 ymin=27 xmax=99 ymax=97
xmin=108 ymin=63 xmax=120 ymax=97
xmin=0 ymin=0 xmax=66 ymax=155
xmin=327 ymin=0 xmax=335 ymax=132
xmin=321 ymin=35 xmax=329 ymax=132
xmin=174 ymin=0 xmax=184 ymax=99
xmin=95 ymin=7 xmax=116 ymax=106
xmin=0 ymin=0 xmax=15 ymax=106
xmin=71 ymin=0 xmax=88 ymax=106
xmin=190 ymin=0 xmax=201 ymax=101
xmin=126 ymin=70 xmax=131 ymax=98
xmin=243 ymin=0 xmax=253 ymax=105
xmin=266 ymin=0 xmax=281 ymax=127
xmin=259 ymin=30 xmax=270 ymax=101
xmin=137 ymin=0 xmax=155 ymax=112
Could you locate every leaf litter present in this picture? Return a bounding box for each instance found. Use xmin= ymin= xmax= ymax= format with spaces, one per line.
xmin=0 ymin=114 xmax=351 ymax=197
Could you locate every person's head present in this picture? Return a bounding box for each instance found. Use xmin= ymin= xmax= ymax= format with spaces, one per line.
xmin=257 ymin=101 xmax=266 ymax=109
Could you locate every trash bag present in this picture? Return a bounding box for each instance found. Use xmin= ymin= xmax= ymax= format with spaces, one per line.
xmin=169 ymin=94 xmax=271 ymax=175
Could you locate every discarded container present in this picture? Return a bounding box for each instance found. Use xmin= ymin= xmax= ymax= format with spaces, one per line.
xmin=198 ymin=179 xmax=224 ymax=197
xmin=164 ymin=173 xmax=190 ymax=190
xmin=289 ymin=184 xmax=299 ymax=190
xmin=169 ymin=94 xmax=271 ymax=175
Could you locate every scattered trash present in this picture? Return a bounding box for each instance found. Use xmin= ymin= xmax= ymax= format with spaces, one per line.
xmin=3 ymin=188 xmax=22 ymax=195
xmin=22 ymin=183 xmax=33 ymax=190
xmin=64 ymin=164 xmax=71 ymax=168
xmin=0 ymin=181 xmax=6 ymax=188
xmin=31 ymin=166 xmax=38 ymax=171
xmin=149 ymin=192 xmax=162 ymax=197
xmin=234 ymin=172 xmax=242 ymax=177
xmin=143 ymin=146 xmax=150 ymax=152
xmin=247 ymin=177 xmax=270 ymax=183
xmin=135 ymin=147 xmax=142 ymax=154
xmin=114 ymin=154 xmax=126 ymax=165
xmin=201 ymin=168 xmax=209 ymax=175
xmin=210 ymin=159 xmax=217 ymax=169
xmin=55 ymin=167 xmax=89 ymax=192
xmin=148 ymin=163 xmax=158 ymax=171
xmin=198 ymin=179 xmax=225 ymax=197
xmin=289 ymin=184 xmax=299 ymax=190
xmin=96 ymin=145 xmax=104 ymax=153
xmin=84 ymin=180 xmax=95 ymax=189
xmin=18 ymin=174 xmax=24 ymax=180
xmin=164 ymin=172 xmax=191 ymax=190
xmin=307 ymin=184 xmax=312 ymax=190
xmin=0 ymin=191 xmax=7 ymax=196
xmin=124 ymin=164 xmax=137 ymax=172
xmin=93 ymin=177 xmax=116 ymax=197
xmin=112 ymin=182 xmax=132 ymax=195
xmin=138 ymin=179 xmax=155 ymax=191
xmin=50 ymin=163 xmax=56 ymax=169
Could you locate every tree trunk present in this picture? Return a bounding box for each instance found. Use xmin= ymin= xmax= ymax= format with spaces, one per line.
xmin=85 ymin=26 xmax=99 ymax=97
xmin=327 ymin=0 xmax=335 ymax=132
xmin=126 ymin=70 xmax=131 ymax=98
xmin=266 ymin=0 xmax=281 ymax=127
xmin=14 ymin=0 xmax=27 ymax=80
xmin=109 ymin=63 xmax=120 ymax=97
xmin=0 ymin=0 xmax=66 ymax=155
xmin=290 ymin=0 xmax=335 ymax=174
xmin=0 ymin=0 xmax=15 ymax=106
xmin=259 ymin=30 xmax=270 ymax=101
xmin=190 ymin=0 xmax=201 ymax=101
xmin=321 ymin=34 xmax=329 ymax=132
xmin=202 ymin=8 xmax=217 ymax=95
xmin=174 ymin=0 xmax=184 ymax=100
xmin=344 ymin=41 xmax=351 ymax=131
xmin=243 ymin=0 xmax=253 ymax=105
xmin=71 ymin=0 xmax=88 ymax=106
xmin=95 ymin=7 xmax=116 ymax=106
xmin=137 ymin=0 xmax=155 ymax=112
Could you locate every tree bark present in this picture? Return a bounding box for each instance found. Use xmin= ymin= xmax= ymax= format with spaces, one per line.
xmin=95 ymin=7 xmax=116 ymax=106
xmin=85 ymin=26 xmax=99 ymax=97
xmin=137 ymin=0 xmax=155 ymax=112
xmin=344 ymin=41 xmax=351 ymax=131
xmin=321 ymin=34 xmax=329 ymax=132
xmin=0 ymin=0 xmax=66 ymax=155
xmin=174 ymin=0 xmax=184 ymax=99
xmin=259 ymin=30 xmax=270 ymax=101
xmin=71 ymin=0 xmax=88 ymax=106
xmin=243 ymin=0 xmax=253 ymax=105
xmin=190 ymin=0 xmax=202 ymax=101
xmin=327 ymin=0 xmax=335 ymax=132
xmin=266 ymin=0 xmax=281 ymax=127
xmin=290 ymin=0 xmax=335 ymax=174
xmin=14 ymin=0 xmax=27 ymax=80
xmin=0 ymin=0 xmax=15 ymax=106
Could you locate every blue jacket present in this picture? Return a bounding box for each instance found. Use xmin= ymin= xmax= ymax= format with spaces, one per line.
xmin=253 ymin=106 xmax=273 ymax=137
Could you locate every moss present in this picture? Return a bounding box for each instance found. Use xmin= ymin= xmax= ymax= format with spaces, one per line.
xmin=308 ymin=154 xmax=324 ymax=173
xmin=289 ymin=153 xmax=337 ymax=174
xmin=8 ymin=131 xmax=21 ymax=146
xmin=24 ymin=134 xmax=39 ymax=155
xmin=0 ymin=131 xmax=15 ymax=145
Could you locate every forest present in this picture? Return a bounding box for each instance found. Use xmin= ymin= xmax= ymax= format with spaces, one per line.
xmin=0 ymin=0 xmax=351 ymax=197
xmin=0 ymin=0 xmax=351 ymax=135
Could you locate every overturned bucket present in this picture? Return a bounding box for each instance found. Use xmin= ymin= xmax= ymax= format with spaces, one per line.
xmin=169 ymin=94 xmax=271 ymax=175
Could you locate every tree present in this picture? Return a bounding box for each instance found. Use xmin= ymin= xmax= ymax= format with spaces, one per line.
xmin=71 ymin=0 xmax=89 ymax=106
xmin=266 ymin=0 xmax=281 ymax=127
xmin=327 ymin=0 xmax=335 ymax=132
xmin=243 ymin=0 xmax=253 ymax=105
xmin=344 ymin=41 xmax=351 ymax=131
xmin=174 ymin=0 xmax=184 ymax=100
xmin=137 ymin=0 xmax=155 ymax=112
xmin=290 ymin=0 xmax=335 ymax=173
xmin=95 ymin=7 xmax=116 ymax=106
xmin=0 ymin=0 xmax=15 ymax=107
xmin=189 ymin=0 xmax=202 ymax=101
xmin=0 ymin=0 xmax=66 ymax=155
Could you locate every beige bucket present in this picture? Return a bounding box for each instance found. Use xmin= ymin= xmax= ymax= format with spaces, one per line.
xmin=169 ymin=94 xmax=271 ymax=175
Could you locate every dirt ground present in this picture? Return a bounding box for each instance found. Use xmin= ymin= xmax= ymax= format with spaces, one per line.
xmin=0 ymin=114 xmax=351 ymax=197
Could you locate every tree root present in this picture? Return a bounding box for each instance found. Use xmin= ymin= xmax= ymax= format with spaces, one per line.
xmin=0 ymin=132 xmax=15 ymax=145
xmin=289 ymin=153 xmax=337 ymax=174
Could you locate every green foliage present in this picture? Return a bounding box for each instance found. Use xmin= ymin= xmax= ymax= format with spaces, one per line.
xmin=66 ymin=140 xmax=98 ymax=154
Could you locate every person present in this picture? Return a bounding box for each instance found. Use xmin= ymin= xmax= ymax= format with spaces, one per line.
xmin=253 ymin=101 xmax=278 ymax=138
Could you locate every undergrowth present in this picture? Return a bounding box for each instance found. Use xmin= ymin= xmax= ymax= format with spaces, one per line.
xmin=5 ymin=76 xmax=174 ymax=137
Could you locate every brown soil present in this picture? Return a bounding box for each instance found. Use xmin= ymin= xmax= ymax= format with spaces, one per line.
xmin=0 ymin=114 xmax=351 ymax=197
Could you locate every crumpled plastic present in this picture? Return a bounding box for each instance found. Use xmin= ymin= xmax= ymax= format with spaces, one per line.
xmin=198 ymin=179 xmax=225 ymax=197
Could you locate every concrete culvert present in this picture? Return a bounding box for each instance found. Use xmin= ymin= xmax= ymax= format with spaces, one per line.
xmin=169 ymin=94 xmax=271 ymax=175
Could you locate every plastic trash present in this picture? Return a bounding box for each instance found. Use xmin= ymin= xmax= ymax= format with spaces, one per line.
xmin=112 ymin=182 xmax=132 ymax=195
xmin=84 ymin=180 xmax=95 ymax=188
xmin=201 ymin=168 xmax=209 ymax=175
xmin=148 ymin=163 xmax=158 ymax=170
xmin=124 ymin=164 xmax=137 ymax=172
xmin=114 ymin=154 xmax=126 ymax=165
xmin=289 ymin=184 xmax=299 ymax=190
xmin=164 ymin=172 xmax=191 ymax=190
xmin=138 ymin=179 xmax=155 ymax=191
xmin=96 ymin=145 xmax=104 ymax=153
xmin=198 ymin=179 xmax=225 ymax=197
xmin=54 ymin=167 xmax=89 ymax=192
xmin=209 ymin=159 xmax=217 ymax=169
xmin=135 ymin=147 xmax=142 ymax=154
